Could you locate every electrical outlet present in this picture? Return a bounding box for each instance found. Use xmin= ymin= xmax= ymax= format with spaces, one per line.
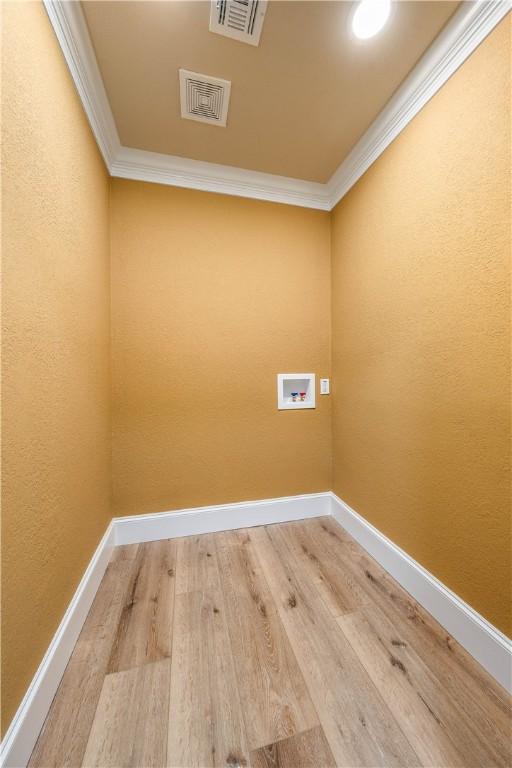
xmin=320 ymin=378 xmax=330 ymax=395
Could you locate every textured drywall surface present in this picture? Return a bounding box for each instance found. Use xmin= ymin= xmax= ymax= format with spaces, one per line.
xmin=81 ymin=0 xmax=457 ymax=182
xmin=110 ymin=181 xmax=331 ymax=515
xmin=2 ymin=0 xmax=510 ymax=744
xmin=1 ymin=1 xmax=111 ymax=732
xmin=331 ymin=18 xmax=511 ymax=636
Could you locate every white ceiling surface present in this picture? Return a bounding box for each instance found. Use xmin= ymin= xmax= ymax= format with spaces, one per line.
xmin=44 ymin=1 xmax=510 ymax=209
xmin=81 ymin=1 xmax=459 ymax=183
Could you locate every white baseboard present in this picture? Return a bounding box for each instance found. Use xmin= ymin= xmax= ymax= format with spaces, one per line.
xmin=3 ymin=490 xmax=510 ymax=768
xmin=0 ymin=523 xmax=115 ymax=768
xmin=330 ymin=492 xmax=512 ymax=694
xmin=113 ymin=492 xmax=331 ymax=546
xmin=0 ymin=492 xmax=329 ymax=767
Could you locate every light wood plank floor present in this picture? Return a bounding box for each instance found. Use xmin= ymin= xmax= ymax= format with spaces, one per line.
xmin=30 ymin=517 xmax=511 ymax=768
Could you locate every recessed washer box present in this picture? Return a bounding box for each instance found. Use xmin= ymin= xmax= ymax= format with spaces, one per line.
xmin=277 ymin=373 xmax=316 ymax=410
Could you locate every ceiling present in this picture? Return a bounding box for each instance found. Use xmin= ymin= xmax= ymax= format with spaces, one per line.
xmin=81 ymin=1 xmax=459 ymax=184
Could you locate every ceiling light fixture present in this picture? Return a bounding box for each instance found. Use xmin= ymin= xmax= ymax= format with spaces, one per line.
xmin=352 ymin=0 xmax=391 ymax=40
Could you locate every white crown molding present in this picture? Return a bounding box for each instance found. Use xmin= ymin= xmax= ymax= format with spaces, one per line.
xmin=43 ymin=0 xmax=120 ymax=166
xmin=43 ymin=0 xmax=329 ymax=210
xmin=44 ymin=0 xmax=511 ymax=210
xmin=110 ymin=146 xmax=330 ymax=210
xmin=326 ymin=0 xmax=511 ymax=208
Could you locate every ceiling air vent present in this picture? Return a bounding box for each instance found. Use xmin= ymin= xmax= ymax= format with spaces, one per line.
xmin=209 ymin=0 xmax=268 ymax=47
xmin=179 ymin=69 xmax=231 ymax=127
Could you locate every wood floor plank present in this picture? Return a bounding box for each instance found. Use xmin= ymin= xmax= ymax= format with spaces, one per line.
xmin=283 ymin=520 xmax=368 ymax=617
xmin=216 ymin=528 xmax=274 ymax=610
xmin=108 ymin=539 xmax=176 ymax=673
xmin=109 ymin=543 xmax=140 ymax=563
xmin=216 ymin=530 xmax=318 ymax=752
xmin=338 ymin=610 xmax=467 ymax=766
xmin=309 ymin=516 xmax=512 ymax=758
xmin=30 ymin=521 xmax=511 ymax=768
xmin=311 ymin=517 xmax=510 ymax=701
xmin=174 ymin=533 xmax=220 ymax=595
xmin=338 ymin=606 xmax=511 ymax=767
xmin=167 ymin=589 xmax=250 ymax=768
xmin=82 ymin=659 xmax=171 ymax=767
xmin=29 ymin=558 xmax=137 ymax=768
xmin=250 ymin=726 xmax=336 ymax=768
xmin=254 ymin=524 xmax=421 ymax=767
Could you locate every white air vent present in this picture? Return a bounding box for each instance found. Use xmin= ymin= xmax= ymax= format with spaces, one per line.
xmin=209 ymin=0 xmax=267 ymax=47
xmin=179 ymin=69 xmax=231 ymax=127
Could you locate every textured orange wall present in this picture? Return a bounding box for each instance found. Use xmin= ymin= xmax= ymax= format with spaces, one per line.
xmin=1 ymin=2 xmax=111 ymax=731
xmin=331 ymin=18 xmax=511 ymax=635
xmin=110 ymin=180 xmax=331 ymax=515
xmin=2 ymin=1 xmax=510 ymax=741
